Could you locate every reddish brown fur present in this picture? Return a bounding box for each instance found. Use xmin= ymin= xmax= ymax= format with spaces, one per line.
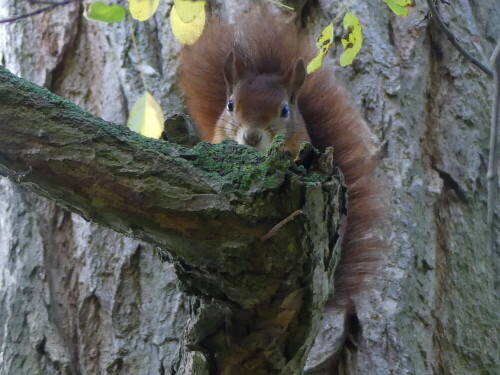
xmin=178 ymin=8 xmax=383 ymax=308
xmin=236 ymin=75 xmax=286 ymax=124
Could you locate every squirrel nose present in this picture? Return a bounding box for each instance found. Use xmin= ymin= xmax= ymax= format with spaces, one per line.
xmin=243 ymin=130 xmax=263 ymax=146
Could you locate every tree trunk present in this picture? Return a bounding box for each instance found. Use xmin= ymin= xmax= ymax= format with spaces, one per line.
xmin=0 ymin=1 xmax=499 ymax=375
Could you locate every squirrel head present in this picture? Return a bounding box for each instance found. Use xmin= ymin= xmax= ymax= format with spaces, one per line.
xmin=213 ymin=51 xmax=310 ymax=154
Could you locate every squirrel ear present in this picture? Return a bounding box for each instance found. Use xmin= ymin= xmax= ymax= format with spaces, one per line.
xmin=289 ymin=58 xmax=306 ymax=104
xmin=223 ymin=50 xmax=243 ymax=93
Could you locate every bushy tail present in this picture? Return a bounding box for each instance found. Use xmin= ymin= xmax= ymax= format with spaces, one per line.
xmin=301 ymin=71 xmax=384 ymax=308
xmin=178 ymin=7 xmax=384 ymax=309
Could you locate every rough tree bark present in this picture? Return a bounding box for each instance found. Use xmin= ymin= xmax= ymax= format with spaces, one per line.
xmin=0 ymin=0 xmax=499 ymax=375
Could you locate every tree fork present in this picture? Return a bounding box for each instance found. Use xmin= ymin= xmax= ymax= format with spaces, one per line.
xmin=0 ymin=66 xmax=345 ymax=374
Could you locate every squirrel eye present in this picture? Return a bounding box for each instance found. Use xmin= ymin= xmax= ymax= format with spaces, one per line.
xmin=227 ymin=99 xmax=234 ymax=112
xmin=280 ymin=104 xmax=289 ymax=118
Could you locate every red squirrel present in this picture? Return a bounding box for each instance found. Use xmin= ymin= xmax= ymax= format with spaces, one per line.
xmin=178 ymin=7 xmax=383 ymax=309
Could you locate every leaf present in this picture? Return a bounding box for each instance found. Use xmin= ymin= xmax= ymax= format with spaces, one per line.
xmin=170 ymin=4 xmax=206 ymax=45
xmin=382 ymin=0 xmax=412 ymax=18
xmin=339 ymin=13 xmax=363 ymax=67
xmin=173 ymin=0 xmax=206 ymax=23
xmin=127 ymin=91 xmax=165 ymax=139
xmin=306 ymin=23 xmax=334 ymax=74
xmin=85 ymin=1 xmax=127 ymax=23
xmin=128 ymin=0 xmax=160 ymax=21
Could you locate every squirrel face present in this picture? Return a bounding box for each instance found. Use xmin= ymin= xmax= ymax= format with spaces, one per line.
xmin=213 ymin=52 xmax=311 ymax=154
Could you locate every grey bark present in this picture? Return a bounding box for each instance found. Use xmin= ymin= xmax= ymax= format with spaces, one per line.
xmin=0 ymin=0 xmax=499 ymax=375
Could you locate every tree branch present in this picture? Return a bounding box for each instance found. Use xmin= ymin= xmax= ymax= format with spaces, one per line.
xmin=0 ymin=66 xmax=344 ymax=374
xmin=487 ymin=39 xmax=500 ymax=238
xmin=0 ymin=0 xmax=80 ymax=24
xmin=426 ymin=0 xmax=493 ymax=78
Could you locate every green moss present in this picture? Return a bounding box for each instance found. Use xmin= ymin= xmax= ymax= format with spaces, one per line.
xmin=186 ymin=136 xmax=293 ymax=193
xmin=176 ymin=135 xmax=332 ymax=193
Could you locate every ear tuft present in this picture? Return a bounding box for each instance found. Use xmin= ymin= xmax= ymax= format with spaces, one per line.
xmin=289 ymin=58 xmax=306 ymax=104
xmin=223 ymin=50 xmax=243 ymax=94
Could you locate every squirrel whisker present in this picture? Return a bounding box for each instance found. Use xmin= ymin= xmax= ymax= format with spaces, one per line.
xmin=218 ymin=117 xmax=241 ymax=130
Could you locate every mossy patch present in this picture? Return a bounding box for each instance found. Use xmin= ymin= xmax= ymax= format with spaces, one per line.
xmin=177 ymin=135 xmax=332 ymax=193
xmin=185 ymin=136 xmax=293 ymax=193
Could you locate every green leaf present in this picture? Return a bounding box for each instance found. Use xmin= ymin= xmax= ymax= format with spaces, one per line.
xmin=170 ymin=4 xmax=206 ymax=45
xmin=85 ymin=2 xmax=126 ymax=23
xmin=128 ymin=0 xmax=160 ymax=21
xmin=339 ymin=13 xmax=363 ymax=67
xmin=127 ymin=91 xmax=165 ymax=139
xmin=306 ymin=23 xmax=334 ymax=74
xmin=382 ymin=0 xmax=412 ymax=18
xmin=173 ymin=0 xmax=206 ymax=23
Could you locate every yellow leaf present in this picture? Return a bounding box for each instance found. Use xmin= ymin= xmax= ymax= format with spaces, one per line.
xmin=170 ymin=4 xmax=206 ymax=45
xmin=339 ymin=13 xmax=362 ymax=67
xmin=382 ymin=0 xmax=412 ymax=18
xmin=128 ymin=0 xmax=160 ymax=21
xmin=173 ymin=0 xmax=206 ymax=23
xmin=306 ymin=23 xmax=334 ymax=74
xmin=127 ymin=91 xmax=165 ymax=139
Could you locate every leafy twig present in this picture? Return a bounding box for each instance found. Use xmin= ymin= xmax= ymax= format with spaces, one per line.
xmin=0 ymin=0 xmax=80 ymax=24
xmin=487 ymin=40 xmax=500 ymax=234
xmin=426 ymin=0 xmax=493 ymax=78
